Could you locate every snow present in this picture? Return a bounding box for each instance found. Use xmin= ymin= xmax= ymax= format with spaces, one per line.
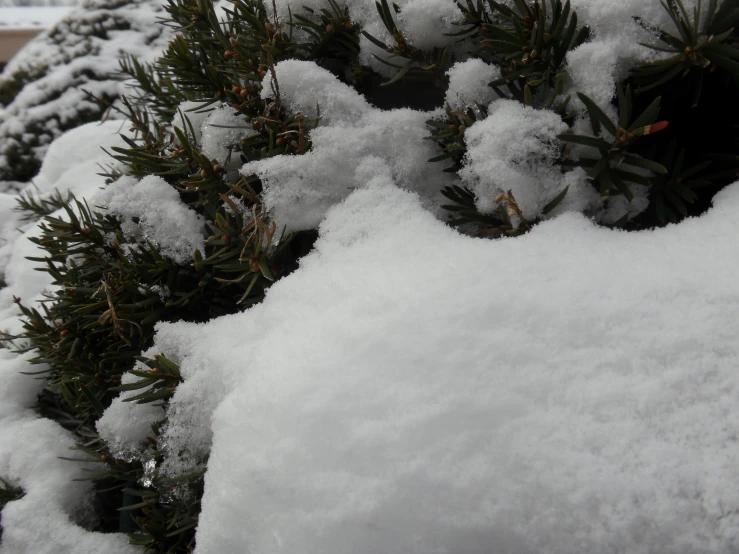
xmin=0 ymin=0 xmax=76 ymax=6
xmin=0 ymin=416 xmax=140 ymax=554
xmin=0 ymin=123 xmax=139 ymax=552
xmin=2 ymin=0 xmax=738 ymax=552
xmin=96 ymin=368 xmax=165 ymax=462
xmin=200 ymin=104 xmax=256 ymax=168
xmin=35 ymin=119 xmax=133 ymax=191
xmin=243 ymin=60 xmax=454 ymax=231
xmin=0 ymin=7 xmax=72 ymax=28
xmin=93 ymin=175 xmax=206 ymax=265
xmin=444 ymin=59 xmax=500 ymax=111
xmin=110 ymin=177 xmax=739 ymax=554
xmin=394 ymin=0 xmax=462 ymax=50
xmin=459 ymin=98 xmax=570 ymax=221
xmin=262 ymin=60 xmax=371 ymax=124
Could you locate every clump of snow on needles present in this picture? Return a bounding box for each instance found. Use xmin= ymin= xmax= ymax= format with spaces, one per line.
xmin=243 ymin=60 xmax=454 ymax=231
xmin=395 ymin=0 xmax=463 ymax=50
xmin=459 ymin=98 xmax=570 ymax=221
xmin=241 ymin=60 xmax=453 ymax=230
xmin=108 ymin=177 xmax=739 ymax=554
xmin=564 ymin=0 xmax=701 ymax=110
xmin=444 ymin=59 xmax=501 ymax=111
xmin=94 ymin=175 xmax=205 ymax=265
xmin=262 ymin=59 xmax=371 ymax=124
xmin=96 ymin=367 xmax=165 ymax=462
xmin=201 ymin=104 xmax=256 ymax=168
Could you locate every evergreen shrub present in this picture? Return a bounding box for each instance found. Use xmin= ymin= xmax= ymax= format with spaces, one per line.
xmin=0 ymin=0 xmax=171 ymax=185
xmin=6 ymin=0 xmax=739 ymax=551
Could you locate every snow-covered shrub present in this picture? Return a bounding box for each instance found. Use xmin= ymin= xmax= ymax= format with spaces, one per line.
xmin=0 ymin=0 xmax=171 ymax=186
xmin=2 ymin=0 xmax=738 ymax=552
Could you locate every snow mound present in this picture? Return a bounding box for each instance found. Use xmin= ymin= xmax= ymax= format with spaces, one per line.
xmin=107 ymin=175 xmax=739 ymax=553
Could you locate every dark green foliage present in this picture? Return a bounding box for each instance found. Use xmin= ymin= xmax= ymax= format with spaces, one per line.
xmin=426 ymin=103 xmax=487 ymax=171
xmin=441 ymin=185 xmax=513 ymax=236
xmin=631 ymin=0 xmax=739 ymax=105
xmin=480 ymin=0 xmax=589 ymax=108
xmin=15 ymin=188 xmax=74 ymax=221
xmin=15 ymin=189 xmax=297 ymax=424
xmin=557 ymin=84 xmax=670 ymax=202
xmin=362 ymin=0 xmax=452 ymax=87
xmin=427 ymin=0 xmax=588 ymax=180
xmin=647 ymin=140 xmax=712 ymax=223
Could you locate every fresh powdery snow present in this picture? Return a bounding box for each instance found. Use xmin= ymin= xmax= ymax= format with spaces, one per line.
xmin=93 ymin=175 xmax=206 ymax=265
xmin=110 ymin=175 xmax=738 ymax=554
xmin=242 ymin=61 xmax=455 ymax=231
xmin=0 ymin=0 xmax=738 ymax=552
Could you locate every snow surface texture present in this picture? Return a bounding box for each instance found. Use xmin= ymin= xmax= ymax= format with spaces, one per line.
xmin=128 ymin=177 xmax=739 ymax=554
xmin=0 ymin=0 xmax=171 ymax=183
xmin=242 ymin=60 xmax=455 ymax=231
xmin=0 ymin=123 xmax=140 ymax=553
xmin=96 ymin=367 xmax=165 ymax=462
xmin=93 ymin=175 xmax=206 ymax=265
